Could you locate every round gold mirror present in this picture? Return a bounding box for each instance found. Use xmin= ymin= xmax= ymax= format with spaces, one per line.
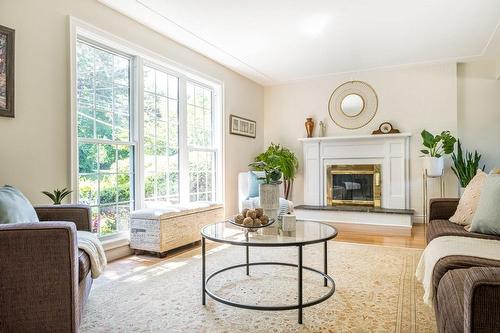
xmin=340 ymin=94 xmax=365 ymax=117
xmin=328 ymin=81 xmax=378 ymax=129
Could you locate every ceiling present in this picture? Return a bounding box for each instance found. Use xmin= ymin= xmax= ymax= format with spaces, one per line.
xmin=99 ymin=0 xmax=500 ymax=85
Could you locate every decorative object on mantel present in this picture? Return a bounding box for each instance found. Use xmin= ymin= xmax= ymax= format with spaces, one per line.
xmin=248 ymin=161 xmax=282 ymax=219
xmin=328 ymin=81 xmax=378 ymax=129
xmin=229 ymin=114 xmax=256 ymax=138
xmin=0 ymin=25 xmax=15 ymax=118
xmin=253 ymin=143 xmax=298 ymax=200
xmin=451 ymin=140 xmax=485 ymax=196
xmin=319 ymin=121 xmax=326 ymax=137
xmin=372 ymin=122 xmax=400 ymax=135
xmin=305 ymin=117 xmax=315 ymax=137
xmin=41 ymin=188 xmax=73 ymax=205
xmin=420 ymin=129 xmax=456 ymax=177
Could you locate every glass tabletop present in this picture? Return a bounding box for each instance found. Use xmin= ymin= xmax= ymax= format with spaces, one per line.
xmin=201 ymin=220 xmax=337 ymax=247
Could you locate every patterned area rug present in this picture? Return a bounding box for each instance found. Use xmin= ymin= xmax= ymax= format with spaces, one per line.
xmin=81 ymin=242 xmax=436 ymax=332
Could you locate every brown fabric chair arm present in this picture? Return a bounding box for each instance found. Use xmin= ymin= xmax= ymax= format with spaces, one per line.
xmin=432 ymin=255 xmax=500 ymax=292
xmin=463 ymin=266 xmax=500 ymax=333
xmin=0 ymin=222 xmax=79 ymax=332
xmin=429 ymin=198 xmax=459 ymax=221
xmin=35 ymin=204 xmax=92 ymax=231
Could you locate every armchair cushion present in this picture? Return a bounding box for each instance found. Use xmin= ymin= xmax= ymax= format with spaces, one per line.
xmin=0 ymin=185 xmax=39 ymax=224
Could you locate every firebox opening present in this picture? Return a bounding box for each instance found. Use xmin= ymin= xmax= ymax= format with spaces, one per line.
xmin=326 ymin=164 xmax=381 ymax=207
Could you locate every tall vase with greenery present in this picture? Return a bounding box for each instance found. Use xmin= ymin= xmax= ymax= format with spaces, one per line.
xmin=248 ymin=161 xmax=282 ymax=219
xmin=420 ymin=130 xmax=456 ymax=177
xmin=253 ymin=143 xmax=299 ymax=200
xmin=41 ymin=188 xmax=72 ymax=205
xmin=451 ymin=140 xmax=485 ymax=193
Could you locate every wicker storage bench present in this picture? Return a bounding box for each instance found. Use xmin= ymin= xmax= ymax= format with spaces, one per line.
xmin=130 ymin=203 xmax=224 ymax=257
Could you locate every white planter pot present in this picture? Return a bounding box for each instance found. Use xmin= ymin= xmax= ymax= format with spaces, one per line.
xmin=422 ymin=156 xmax=444 ymax=177
xmin=259 ymin=183 xmax=280 ymax=219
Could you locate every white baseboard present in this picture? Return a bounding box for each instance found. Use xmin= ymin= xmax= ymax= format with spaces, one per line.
xmin=295 ymin=208 xmax=413 ymax=228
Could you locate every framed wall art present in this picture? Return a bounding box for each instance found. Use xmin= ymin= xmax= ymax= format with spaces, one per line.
xmin=0 ymin=25 xmax=15 ymax=118
xmin=230 ymin=114 xmax=256 ymax=138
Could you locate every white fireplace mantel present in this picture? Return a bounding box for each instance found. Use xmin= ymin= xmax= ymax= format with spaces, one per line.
xmin=299 ymin=133 xmax=411 ymax=210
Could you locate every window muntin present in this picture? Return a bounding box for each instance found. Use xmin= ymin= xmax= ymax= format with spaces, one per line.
xmin=76 ymin=40 xmax=134 ymax=236
xmin=143 ymin=66 xmax=180 ymax=204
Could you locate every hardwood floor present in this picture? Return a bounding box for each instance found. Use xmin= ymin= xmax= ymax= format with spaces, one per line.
xmin=101 ymin=223 xmax=426 ymax=282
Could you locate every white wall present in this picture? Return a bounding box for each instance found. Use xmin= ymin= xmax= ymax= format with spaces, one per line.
xmin=264 ymin=63 xmax=459 ymax=219
xmin=458 ymin=60 xmax=500 ymax=170
xmin=0 ymin=0 xmax=264 ymax=216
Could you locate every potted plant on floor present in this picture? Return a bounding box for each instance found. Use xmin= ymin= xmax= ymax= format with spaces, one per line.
xmin=248 ymin=161 xmax=282 ymax=219
xmin=451 ymin=140 xmax=485 ymax=196
xmin=420 ymin=130 xmax=456 ymax=177
xmin=253 ymin=143 xmax=299 ymax=200
xmin=41 ymin=188 xmax=73 ymax=205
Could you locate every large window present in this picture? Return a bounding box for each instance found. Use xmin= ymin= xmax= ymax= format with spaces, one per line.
xmin=143 ymin=66 xmax=180 ymax=204
xmin=73 ymin=30 xmax=222 ymax=238
xmin=187 ymin=82 xmax=216 ymax=202
xmin=76 ymin=40 xmax=135 ymax=236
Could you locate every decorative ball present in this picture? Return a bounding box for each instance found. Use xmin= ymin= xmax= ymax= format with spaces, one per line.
xmin=241 ymin=208 xmax=249 ymax=217
xmin=235 ymin=214 xmax=244 ymax=224
xmin=243 ymin=217 xmax=254 ymax=226
xmin=255 ymin=208 xmax=264 ymax=218
xmin=246 ymin=209 xmax=257 ymax=219
xmin=253 ymin=218 xmax=262 ymax=226
xmin=260 ymin=215 xmax=269 ymax=224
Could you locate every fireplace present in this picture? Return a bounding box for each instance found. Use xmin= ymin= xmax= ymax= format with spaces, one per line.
xmin=326 ymin=164 xmax=381 ymax=207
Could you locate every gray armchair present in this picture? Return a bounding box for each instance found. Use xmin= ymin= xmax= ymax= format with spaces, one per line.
xmin=0 ymin=205 xmax=93 ymax=332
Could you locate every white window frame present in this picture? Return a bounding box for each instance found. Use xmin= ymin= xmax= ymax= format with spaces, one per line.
xmin=69 ymin=17 xmax=224 ymax=239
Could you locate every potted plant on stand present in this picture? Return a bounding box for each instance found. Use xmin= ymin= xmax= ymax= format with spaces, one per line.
xmin=451 ymin=140 xmax=485 ymax=196
xmin=254 ymin=143 xmax=299 ymax=200
xmin=420 ymin=130 xmax=456 ymax=177
xmin=248 ymin=161 xmax=282 ymax=219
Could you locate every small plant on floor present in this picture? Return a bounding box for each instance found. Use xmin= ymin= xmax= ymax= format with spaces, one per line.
xmin=42 ymin=188 xmax=72 ymax=205
xmin=451 ymin=140 xmax=485 ymax=187
xmin=248 ymin=161 xmax=282 ymax=184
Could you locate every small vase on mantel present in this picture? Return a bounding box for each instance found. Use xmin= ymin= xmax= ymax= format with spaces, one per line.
xmin=305 ymin=118 xmax=315 ymax=138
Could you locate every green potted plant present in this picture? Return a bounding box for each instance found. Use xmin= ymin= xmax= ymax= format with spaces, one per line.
xmin=253 ymin=143 xmax=299 ymax=200
xmin=248 ymin=161 xmax=282 ymax=219
xmin=420 ymin=130 xmax=456 ymax=177
xmin=41 ymin=188 xmax=72 ymax=205
xmin=451 ymin=140 xmax=485 ymax=195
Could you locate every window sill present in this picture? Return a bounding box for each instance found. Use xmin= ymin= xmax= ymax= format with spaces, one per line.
xmin=100 ymin=233 xmax=130 ymax=251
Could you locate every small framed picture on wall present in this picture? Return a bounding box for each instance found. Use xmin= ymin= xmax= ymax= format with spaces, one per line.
xmin=0 ymin=24 xmax=15 ymax=118
xmin=230 ymin=114 xmax=256 ymax=138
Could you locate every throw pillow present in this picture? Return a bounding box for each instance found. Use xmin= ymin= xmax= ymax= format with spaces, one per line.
xmin=469 ymin=174 xmax=500 ymax=235
xmin=491 ymin=168 xmax=500 ymax=174
xmin=0 ymin=185 xmax=39 ymax=224
xmin=449 ymin=169 xmax=487 ymax=226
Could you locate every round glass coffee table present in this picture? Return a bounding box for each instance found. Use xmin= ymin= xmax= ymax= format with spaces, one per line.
xmin=201 ymin=220 xmax=338 ymax=324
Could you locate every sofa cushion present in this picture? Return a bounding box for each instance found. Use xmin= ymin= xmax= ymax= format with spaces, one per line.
xmin=0 ymin=185 xmax=39 ymax=224
xmin=470 ymin=174 xmax=500 ymax=235
xmin=449 ymin=170 xmax=487 ymax=226
xmin=427 ymin=219 xmax=500 ymax=243
xmin=78 ymin=249 xmax=91 ymax=282
xmin=436 ymin=269 xmax=467 ymax=333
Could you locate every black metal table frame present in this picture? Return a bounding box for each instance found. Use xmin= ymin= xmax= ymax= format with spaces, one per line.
xmin=201 ymin=228 xmax=336 ymax=324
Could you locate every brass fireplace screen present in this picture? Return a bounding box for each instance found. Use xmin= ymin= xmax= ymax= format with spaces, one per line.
xmin=326 ymin=164 xmax=381 ymax=207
